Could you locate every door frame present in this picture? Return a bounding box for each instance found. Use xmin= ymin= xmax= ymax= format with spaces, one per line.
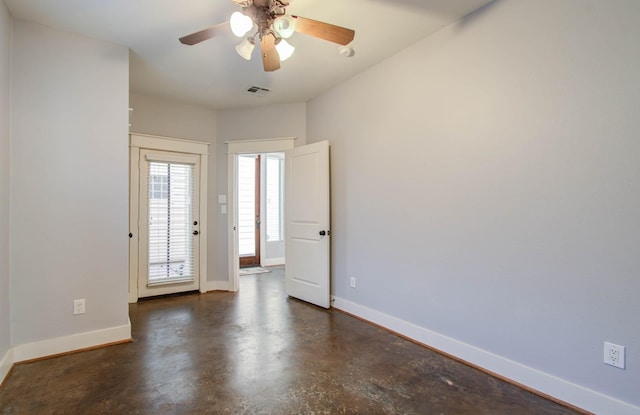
xmin=226 ymin=137 xmax=296 ymax=292
xmin=129 ymin=133 xmax=209 ymax=303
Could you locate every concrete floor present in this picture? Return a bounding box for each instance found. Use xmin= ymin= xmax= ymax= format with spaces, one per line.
xmin=0 ymin=267 xmax=585 ymax=414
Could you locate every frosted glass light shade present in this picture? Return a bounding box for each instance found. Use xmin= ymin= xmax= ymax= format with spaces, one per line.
xmin=273 ymin=16 xmax=296 ymax=38
xmin=275 ymin=39 xmax=295 ymax=61
xmin=230 ymin=11 xmax=253 ymax=37
xmin=235 ymin=37 xmax=255 ymax=60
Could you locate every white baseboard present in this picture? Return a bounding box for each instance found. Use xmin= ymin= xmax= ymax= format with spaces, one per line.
xmin=263 ymin=258 xmax=285 ymax=267
xmin=204 ymin=280 xmax=231 ymax=292
xmin=12 ymin=322 xmax=131 ymax=363
xmin=0 ymin=347 xmax=13 ymax=385
xmin=332 ymin=296 xmax=640 ymax=415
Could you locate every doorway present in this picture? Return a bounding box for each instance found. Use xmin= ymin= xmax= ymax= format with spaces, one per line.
xmin=138 ymin=150 xmax=200 ymax=298
xmin=227 ymin=138 xmax=295 ymax=292
xmin=227 ymin=138 xmax=331 ymax=309
xmin=237 ymin=153 xmax=286 ymax=269
xmin=129 ymin=134 xmax=209 ymax=302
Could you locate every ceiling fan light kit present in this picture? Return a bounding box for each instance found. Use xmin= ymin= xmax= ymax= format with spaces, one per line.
xmin=235 ymin=37 xmax=256 ymax=60
xmin=179 ymin=0 xmax=356 ymax=72
xmin=275 ymin=38 xmax=295 ymax=61
xmin=273 ymin=15 xmax=296 ymax=38
xmin=230 ymin=11 xmax=254 ymax=37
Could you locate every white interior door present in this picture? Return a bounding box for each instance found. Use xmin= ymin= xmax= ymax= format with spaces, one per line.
xmin=285 ymin=140 xmax=330 ymax=308
xmin=138 ymin=149 xmax=201 ymax=298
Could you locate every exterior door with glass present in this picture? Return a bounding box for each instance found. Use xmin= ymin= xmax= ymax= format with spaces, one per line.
xmin=137 ymin=149 xmax=201 ymax=298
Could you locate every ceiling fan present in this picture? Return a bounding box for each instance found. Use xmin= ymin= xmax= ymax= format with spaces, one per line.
xmin=179 ymin=0 xmax=355 ymax=72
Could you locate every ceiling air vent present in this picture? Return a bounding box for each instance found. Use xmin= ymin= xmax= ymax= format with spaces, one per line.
xmin=245 ymin=86 xmax=271 ymax=97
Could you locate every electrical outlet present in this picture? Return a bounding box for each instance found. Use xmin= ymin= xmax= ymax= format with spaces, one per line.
xmin=350 ymin=277 xmax=356 ymax=288
xmin=74 ymin=299 xmax=86 ymax=315
xmin=604 ymin=342 xmax=625 ymax=369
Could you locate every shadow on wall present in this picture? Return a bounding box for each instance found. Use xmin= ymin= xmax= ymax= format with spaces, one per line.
xmin=365 ymin=0 xmax=502 ymax=30
xmin=456 ymin=0 xmax=502 ymax=30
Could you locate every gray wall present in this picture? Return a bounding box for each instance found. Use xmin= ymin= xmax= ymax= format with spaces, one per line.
xmin=307 ymin=0 xmax=639 ymax=409
xmin=0 ymin=1 xmax=11 ymax=361
xmin=10 ymin=19 xmax=129 ymax=344
xmin=129 ymin=93 xmax=218 ymax=283
xmin=216 ymin=103 xmax=306 ymax=282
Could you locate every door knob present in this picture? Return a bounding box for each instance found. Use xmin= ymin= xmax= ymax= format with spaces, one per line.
xmin=193 ymin=230 xmax=199 ymax=235
xmin=319 ymin=230 xmax=326 ymax=236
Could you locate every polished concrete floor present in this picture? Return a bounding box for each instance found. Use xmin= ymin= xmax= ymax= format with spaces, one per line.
xmin=1 ymin=267 xmax=585 ymax=414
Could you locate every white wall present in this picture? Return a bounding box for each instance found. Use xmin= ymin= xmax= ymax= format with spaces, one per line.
xmin=217 ymin=103 xmax=306 ymax=282
xmin=129 ymin=93 xmax=218 ymax=283
xmin=129 ymin=93 xmax=217 ymax=144
xmin=307 ymin=0 xmax=640 ymax=413
xmin=10 ymin=20 xmax=130 ymax=346
xmin=0 ymin=0 xmax=12 ymax=369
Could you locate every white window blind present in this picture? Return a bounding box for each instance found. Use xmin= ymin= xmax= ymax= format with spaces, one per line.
xmin=147 ymin=161 xmax=195 ymax=285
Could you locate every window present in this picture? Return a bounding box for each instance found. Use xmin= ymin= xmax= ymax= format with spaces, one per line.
xmin=149 ymin=174 xmax=168 ymax=199
xmin=265 ymin=153 xmax=284 ymax=242
xmin=238 ymin=155 xmax=257 ymax=256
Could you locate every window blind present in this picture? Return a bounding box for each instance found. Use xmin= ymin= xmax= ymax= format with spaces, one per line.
xmin=147 ymin=161 xmax=195 ymax=285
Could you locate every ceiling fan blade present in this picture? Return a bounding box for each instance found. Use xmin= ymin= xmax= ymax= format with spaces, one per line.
xmin=260 ymin=35 xmax=281 ymax=72
xmin=291 ymin=15 xmax=355 ymax=46
xmin=179 ymin=22 xmax=230 ymax=46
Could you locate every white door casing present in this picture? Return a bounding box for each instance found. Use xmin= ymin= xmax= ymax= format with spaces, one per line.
xmin=129 ymin=134 xmax=209 ymax=303
xmin=285 ymin=140 xmax=331 ymax=309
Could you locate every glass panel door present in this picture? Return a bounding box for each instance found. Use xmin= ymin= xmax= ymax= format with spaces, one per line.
xmin=138 ymin=150 xmax=200 ymax=298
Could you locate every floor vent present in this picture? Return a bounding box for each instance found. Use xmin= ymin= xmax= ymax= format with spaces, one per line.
xmin=245 ymin=86 xmax=271 ymax=97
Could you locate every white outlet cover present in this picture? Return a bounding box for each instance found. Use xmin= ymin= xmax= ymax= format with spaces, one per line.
xmin=604 ymin=342 xmax=625 ymax=369
xmin=74 ymin=299 xmax=86 ymax=315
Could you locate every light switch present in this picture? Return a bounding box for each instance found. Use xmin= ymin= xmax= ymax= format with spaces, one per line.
xmin=218 ymin=194 xmax=227 ymax=204
xmin=221 ymin=205 xmax=227 ymax=214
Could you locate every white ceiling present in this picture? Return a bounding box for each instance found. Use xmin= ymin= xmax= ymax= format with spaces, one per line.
xmin=5 ymin=0 xmax=494 ymax=110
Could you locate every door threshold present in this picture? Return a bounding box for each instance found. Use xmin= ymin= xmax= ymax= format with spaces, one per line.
xmin=138 ymin=290 xmax=200 ymax=302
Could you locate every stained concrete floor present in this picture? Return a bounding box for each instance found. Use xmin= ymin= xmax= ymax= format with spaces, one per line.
xmin=1 ymin=267 xmax=585 ymax=415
